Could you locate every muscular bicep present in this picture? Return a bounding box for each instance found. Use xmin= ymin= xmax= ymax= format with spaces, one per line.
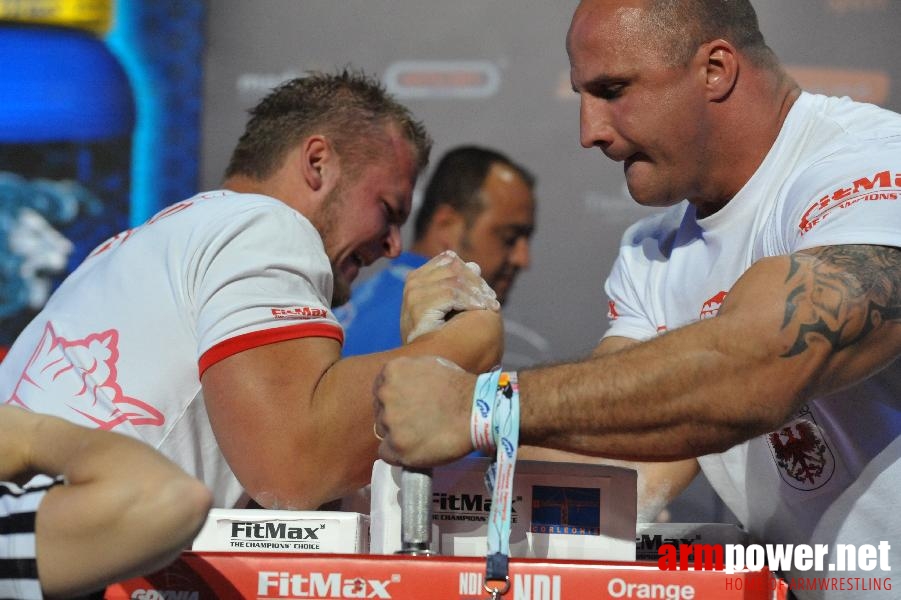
xmin=722 ymin=244 xmax=901 ymax=397
xmin=200 ymin=336 xmax=342 ymax=506
xmin=199 ymin=309 xmax=501 ymax=508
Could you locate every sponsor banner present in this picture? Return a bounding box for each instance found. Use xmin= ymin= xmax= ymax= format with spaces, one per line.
xmin=383 ymin=60 xmax=501 ymax=99
xmin=192 ymin=509 xmax=369 ymax=554
xmin=106 ymin=551 xmax=786 ymax=599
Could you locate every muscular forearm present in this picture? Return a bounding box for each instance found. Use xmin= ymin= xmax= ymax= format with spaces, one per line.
xmin=521 ymin=248 xmax=901 ymax=461
xmin=520 ymin=316 xmax=811 ymax=460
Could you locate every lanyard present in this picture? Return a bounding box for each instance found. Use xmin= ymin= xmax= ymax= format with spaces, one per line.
xmin=471 ymin=369 xmax=520 ymax=599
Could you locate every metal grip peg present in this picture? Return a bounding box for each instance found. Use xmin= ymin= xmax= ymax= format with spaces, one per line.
xmin=397 ymin=467 xmax=435 ymax=555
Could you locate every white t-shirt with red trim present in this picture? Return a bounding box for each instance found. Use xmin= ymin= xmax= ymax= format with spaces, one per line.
xmin=0 ymin=191 xmax=343 ymax=507
xmin=603 ymin=93 xmax=901 ymax=594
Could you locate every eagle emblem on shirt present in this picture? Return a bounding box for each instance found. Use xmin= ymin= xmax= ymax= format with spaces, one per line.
xmin=765 ymin=406 xmax=835 ymax=491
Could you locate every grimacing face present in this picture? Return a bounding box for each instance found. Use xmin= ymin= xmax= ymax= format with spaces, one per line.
xmin=567 ymin=0 xmax=714 ymax=208
xmin=458 ymin=163 xmax=535 ymax=305
xmin=316 ymin=126 xmax=417 ymax=307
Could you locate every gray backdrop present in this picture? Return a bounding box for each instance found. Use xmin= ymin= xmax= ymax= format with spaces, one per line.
xmin=200 ymin=0 xmax=901 ymax=521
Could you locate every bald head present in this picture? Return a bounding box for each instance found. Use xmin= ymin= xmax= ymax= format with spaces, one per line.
xmin=570 ymin=0 xmax=775 ymax=68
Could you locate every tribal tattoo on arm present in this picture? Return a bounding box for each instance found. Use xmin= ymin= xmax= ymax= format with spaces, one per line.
xmin=781 ymin=245 xmax=901 ymax=357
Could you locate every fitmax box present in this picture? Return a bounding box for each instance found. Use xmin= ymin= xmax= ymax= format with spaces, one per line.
xmin=370 ymin=457 xmax=637 ymax=560
xmin=191 ymin=509 xmax=369 ymax=554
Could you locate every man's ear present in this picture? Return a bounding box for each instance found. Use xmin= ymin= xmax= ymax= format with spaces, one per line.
xmin=429 ymin=203 xmax=468 ymax=251
xmin=701 ymin=39 xmax=739 ymax=102
xmin=300 ymin=134 xmax=338 ymax=192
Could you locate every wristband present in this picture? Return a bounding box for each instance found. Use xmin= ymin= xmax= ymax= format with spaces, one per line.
xmin=471 ymin=368 xmax=501 ymax=452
